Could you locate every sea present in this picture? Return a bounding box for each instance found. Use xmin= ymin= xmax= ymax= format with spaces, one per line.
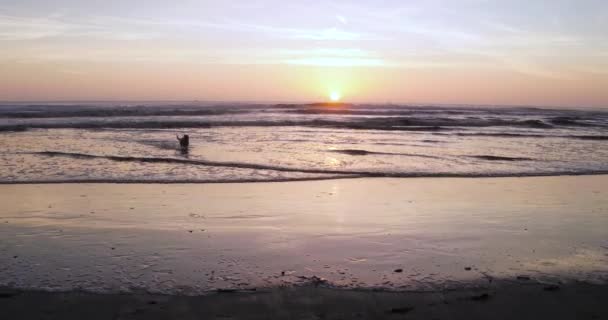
xmin=1 ymin=101 xmax=607 ymax=183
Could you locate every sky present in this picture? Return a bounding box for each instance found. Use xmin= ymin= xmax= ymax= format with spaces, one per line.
xmin=0 ymin=0 xmax=607 ymax=107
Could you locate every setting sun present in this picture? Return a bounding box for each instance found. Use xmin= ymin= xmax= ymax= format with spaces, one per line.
xmin=329 ymin=91 xmax=341 ymax=102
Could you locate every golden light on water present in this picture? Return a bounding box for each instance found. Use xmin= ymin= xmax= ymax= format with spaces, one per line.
xmin=330 ymin=91 xmax=342 ymax=102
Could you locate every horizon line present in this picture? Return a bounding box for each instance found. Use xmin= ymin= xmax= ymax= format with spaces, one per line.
xmin=0 ymin=99 xmax=606 ymax=111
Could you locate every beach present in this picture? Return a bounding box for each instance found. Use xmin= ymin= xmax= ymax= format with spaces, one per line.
xmin=3 ymin=0 xmax=608 ymax=317
xmin=1 ymin=176 xmax=607 ymax=318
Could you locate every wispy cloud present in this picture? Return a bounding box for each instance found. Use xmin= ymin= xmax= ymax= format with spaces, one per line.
xmin=0 ymin=14 xmax=69 ymax=40
xmin=0 ymin=12 xmax=373 ymax=42
xmin=280 ymin=48 xmax=386 ymax=67
xmin=0 ymin=14 xmax=159 ymax=41
xmin=1 ymin=1 xmax=607 ymax=77
xmin=289 ymin=28 xmax=360 ymax=41
xmin=285 ymin=57 xmax=384 ymax=67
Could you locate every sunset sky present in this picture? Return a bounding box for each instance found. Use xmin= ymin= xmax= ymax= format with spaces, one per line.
xmin=1 ymin=0 xmax=607 ymax=107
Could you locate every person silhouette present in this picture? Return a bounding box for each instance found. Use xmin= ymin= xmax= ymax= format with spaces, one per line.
xmin=177 ymin=134 xmax=189 ymax=149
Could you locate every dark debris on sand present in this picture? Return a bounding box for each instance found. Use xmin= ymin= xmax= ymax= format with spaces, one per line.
xmin=216 ymin=288 xmax=238 ymax=293
xmin=388 ymin=306 xmax=414 ymax=314
xmin=0 ymin=292 xmax=17 ymax=299
xmin=470 ymin=293 xmax=492 ymax=301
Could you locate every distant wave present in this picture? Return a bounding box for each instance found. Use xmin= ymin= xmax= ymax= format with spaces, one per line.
xmin=0 ymin=119 xmax=450 ymax=131
xmin=576 ymin=135 xmax=608 ymax=140
xmin=3 ymin=102 xmax=608 ymax=133
xmin=3 ymin=121 xmax=607 ymax=140
xmin=438 ymin=132 xmax=608 ymax=140
xmin=1 ymin=102 xmax=606 ymax=119
xmin=0 ymin=105 xmax=253 ymax=118
xmin=350 ymin=117 xmax=556 ymax=129
xmin=0 ymin=118 xmax=565 ymax=131
xmin=266 ymin=103 xmax=608 ymax=119
xmin=548 ymin=117 xmax=600 ymax=127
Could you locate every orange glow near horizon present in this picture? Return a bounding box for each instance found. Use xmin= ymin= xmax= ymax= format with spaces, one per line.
xmin=1 ymin=62 xmax=607 ymax=107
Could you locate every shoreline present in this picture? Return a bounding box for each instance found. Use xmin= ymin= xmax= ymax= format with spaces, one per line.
xmin=2 ymin=171 xmax=608 ymax=184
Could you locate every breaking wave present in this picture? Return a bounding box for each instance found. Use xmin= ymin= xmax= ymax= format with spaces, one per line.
xmin=436 ymin=132 xmax=608 ymax=140
xmin=1 ymin=103 xmax=606 ymax=132
xmin=2 ymin=118 xmax=603 ymax=133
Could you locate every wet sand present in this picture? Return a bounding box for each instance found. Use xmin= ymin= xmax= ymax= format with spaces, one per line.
xmin=1 ymin=281 xmax=607 ymax=320
xmin=1 ymin=176 xmax=607 ymax=318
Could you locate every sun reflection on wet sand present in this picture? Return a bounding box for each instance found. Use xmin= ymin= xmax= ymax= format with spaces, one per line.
xmin=1 ymin=176 xmax=606 ymax=293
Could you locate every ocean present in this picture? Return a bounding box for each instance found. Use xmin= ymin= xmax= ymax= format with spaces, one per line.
xmin=2 ymin=102 xmax=608 ymax=295
xmin=1 ymin=102 xmax=607 ymax=183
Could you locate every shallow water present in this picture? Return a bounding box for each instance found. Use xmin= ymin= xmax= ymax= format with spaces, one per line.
xmin=1 ymin=103 xmax=607 ymax=183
